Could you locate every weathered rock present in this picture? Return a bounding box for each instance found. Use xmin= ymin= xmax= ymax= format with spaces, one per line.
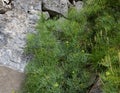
xmin=0 ymin=0 xmax=42 ymax=72
xmin=89 ymin=78 xmax=103 ymax=93
xmin=75 ymin=1 xmax=83 ymax=11
xmin=0 ymin=0 xmax=13 ymax=14
xmin=42 ymin=0 xmax=68 ymax=17
xmin=87 ymin=75 xmax=103 ymax=93
xmin=0 ymin=32 xmax=7 ymax=48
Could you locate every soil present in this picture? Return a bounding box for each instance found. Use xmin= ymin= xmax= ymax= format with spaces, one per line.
xmin=0 ymin=66 xmax=25 ymax=93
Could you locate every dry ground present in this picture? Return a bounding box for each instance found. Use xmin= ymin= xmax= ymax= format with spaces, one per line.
xmin=0 ymin=66 xmax=25 ymax=93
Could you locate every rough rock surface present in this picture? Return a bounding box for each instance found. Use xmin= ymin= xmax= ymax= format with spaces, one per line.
xmin=0 ymin=0 xmax=41 ymax=72
xmin=42 ymin=0 xmax=68 ymax=17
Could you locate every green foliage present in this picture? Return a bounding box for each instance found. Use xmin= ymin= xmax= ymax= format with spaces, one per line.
xmin=100 ymin=52 xmax=120 ymax=93
xmin=24 ymin=18 xmax=62 ymax=93
xmin=23 ymin=0 xmax=120 ymax=93
xmin=23 ymin=16 xmax=92 ymax=93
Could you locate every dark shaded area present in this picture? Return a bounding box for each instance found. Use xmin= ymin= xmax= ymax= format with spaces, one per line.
xmin=0 ymin=9 xmax=6 ymax=14
xmin=69 ymin=0 xmax=83 ymax=4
